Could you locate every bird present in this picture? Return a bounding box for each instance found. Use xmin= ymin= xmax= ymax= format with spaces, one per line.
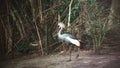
xmin=57 ymin=22 xmax=85 ymax=61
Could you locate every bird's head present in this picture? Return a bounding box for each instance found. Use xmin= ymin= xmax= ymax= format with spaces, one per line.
xmin=58 ymin=22 xmax=65 ymax=29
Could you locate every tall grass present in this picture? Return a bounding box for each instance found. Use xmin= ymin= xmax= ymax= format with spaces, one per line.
xmin=7 ymin=0 xmax=111 ymax=55
xmin=10 ymin=0 xmax=58 ymax=55
xmin=83 ymin=2 xmax=109 ymax=53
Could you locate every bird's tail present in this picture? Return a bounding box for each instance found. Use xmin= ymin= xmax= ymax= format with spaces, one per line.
xmin=79 ymin=40 xmax=86 ymax=49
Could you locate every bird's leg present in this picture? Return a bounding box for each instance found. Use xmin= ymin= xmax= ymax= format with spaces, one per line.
xmin=62 ymin=43 xmax=66 ymax=55
xmin=76 ymin=47 xmax=80 ymax=59
xmin=67 ymin=45 xmax=72 ymax=61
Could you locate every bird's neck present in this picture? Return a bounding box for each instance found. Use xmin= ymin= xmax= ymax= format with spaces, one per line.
xmin=58 ymin=28 xmax=63 ymax=36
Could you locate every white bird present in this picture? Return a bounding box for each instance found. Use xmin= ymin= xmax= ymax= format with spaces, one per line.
xmin=57 ymin=22 xmax=84 ymax=61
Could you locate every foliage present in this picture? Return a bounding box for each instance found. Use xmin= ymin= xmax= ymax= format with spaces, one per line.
xmin=87 ymin=0 xmax=96 ymax=6
xmin=10 ymin=0 xmax=109 ymax=53
xmin=0 ymin=0 xmax=113 ymax=57
xmin=81 ymin=1 xmax=110 ymax=52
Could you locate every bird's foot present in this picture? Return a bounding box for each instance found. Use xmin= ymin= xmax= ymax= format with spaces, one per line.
xmin=75 ymin=54 xmax=79 ymax=59
xmin=66 ymin=59 xmax=72 ymax=62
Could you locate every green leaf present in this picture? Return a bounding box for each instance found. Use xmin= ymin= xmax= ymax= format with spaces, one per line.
xmin=87 ymin=0 xmax=96 ymax=6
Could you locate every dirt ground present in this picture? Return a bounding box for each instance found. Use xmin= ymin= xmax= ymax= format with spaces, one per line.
xmin=0 ymin=45 xmax=120 ymax=68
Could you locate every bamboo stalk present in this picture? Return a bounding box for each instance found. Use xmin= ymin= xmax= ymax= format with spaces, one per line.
xmin=67 ymin=0 xmax=73 ymax=27
xmin=39 ymin=0 xmax=43 ymax=23
xmin=34 ymin=21 xmax=44 ymax=55
xmin=30 ymin=0 xmax=44 ymax=55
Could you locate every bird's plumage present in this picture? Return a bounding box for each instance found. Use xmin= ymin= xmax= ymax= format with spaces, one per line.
xmin=61 ymin=33 xmax=77 ymax=39
xmin=58 ymin=26 xmax=80 ymax=46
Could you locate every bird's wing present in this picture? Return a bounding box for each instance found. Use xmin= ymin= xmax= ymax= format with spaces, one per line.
xmin=62 ymin=33 xmax=77 ymax=39
xmin=66 ymin=37 xmax=80 ymax=46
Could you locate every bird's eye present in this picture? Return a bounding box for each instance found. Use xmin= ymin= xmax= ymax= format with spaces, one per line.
xmin=58 ymin=25 xmax=60 ymax=28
